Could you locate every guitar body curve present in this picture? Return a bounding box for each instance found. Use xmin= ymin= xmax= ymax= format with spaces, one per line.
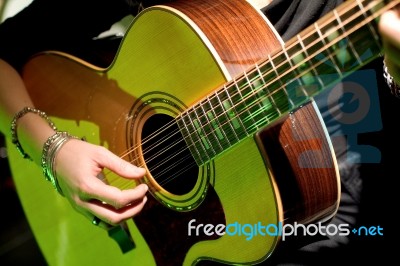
xmin=7 ymin=0 xmax=340 ymax=265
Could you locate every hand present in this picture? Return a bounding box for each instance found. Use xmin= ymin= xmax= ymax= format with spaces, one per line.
xmin=55 ymin=138 xmax=148 ymax=229
xmin=379 ymin=7 xmax=400 ymax=84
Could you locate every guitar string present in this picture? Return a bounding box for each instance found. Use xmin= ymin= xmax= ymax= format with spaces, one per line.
xmin=115 ymin=0 xmax=382 ymax=170
xmin=102 ymin=0 xmax=387 ymax=188
xmin=155 ymin=0 xmax=389 ymax=164
xmin=136 ymin=0 xmax=387 ymax=167
xmin=101 ymin=0 xmax=393 ymax=189
xmin=142 ymin=0 xmax=385 ymax=168
xmin=176 ymin=0 xmax=387 ymax=144
xmin=119 ymin=122 xmax=196 ymax=187
xmin=102 ymin=0 xmax=386 ymax=189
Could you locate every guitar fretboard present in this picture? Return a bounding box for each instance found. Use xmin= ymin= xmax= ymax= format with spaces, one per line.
xmin=177 ymin=0 xmax=393 ymax=165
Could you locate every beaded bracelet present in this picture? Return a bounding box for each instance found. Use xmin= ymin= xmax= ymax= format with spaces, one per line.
xmin=41 ymin=131 xmax=78 ymax=196
xmin=11 ymin=107 xmax=57 ymax=160
xmin=383 ymin=60 xmax=400 ymax=99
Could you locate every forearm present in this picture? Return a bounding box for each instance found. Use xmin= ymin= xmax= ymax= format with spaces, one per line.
xmin=0 ymin=58 xmax=55 ymax=164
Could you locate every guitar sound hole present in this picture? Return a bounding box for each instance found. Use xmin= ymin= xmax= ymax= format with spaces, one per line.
xmin=141 ymin=114 xmax=199 ymax=195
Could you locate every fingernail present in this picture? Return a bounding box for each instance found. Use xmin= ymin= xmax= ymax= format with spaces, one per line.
xmin=137 ymin=167 xmax=146 ymax=174
xmin=141 ymin=184 xmax=148 ymax=192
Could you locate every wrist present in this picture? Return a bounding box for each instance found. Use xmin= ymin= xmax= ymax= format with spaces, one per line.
xmin=11 ymin=107 xmax=57 ymax=163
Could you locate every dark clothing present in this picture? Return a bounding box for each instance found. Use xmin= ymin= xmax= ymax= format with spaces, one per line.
xmin=262 ymin=0 xmax=343 ymax=42
xmin=0 ymin=0 xmax=131 ymax=70
xmin=0 ymin=0 xmax=388 ymax=265
xmin=0 ymin=0 xmax=343 ymax=71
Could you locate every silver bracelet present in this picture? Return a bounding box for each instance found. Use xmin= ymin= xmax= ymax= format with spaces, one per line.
xmin=41 ymin=131 xmax=78 ymax=196
xmin=11 ymin=107 xmax=57 ymax=160
xmin=383 ymin=60 xmax=400 ymax=98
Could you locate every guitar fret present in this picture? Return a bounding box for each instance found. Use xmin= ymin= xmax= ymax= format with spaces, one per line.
xmin=313 ymin=22 xmax=343 ymax=79
xmin=305 ymin=21 xmax=351 ymax=93
xmin=230 ymin=76 xmax=251 ymax=132
xmin=333 ymin=9 xmax=363 ymax=66
xmin=216 ymin=88 xmax=239 ymax=145
xmin=281 ymin=43 xmax=305 ymax=108
xmin=315 ymin=0 xmax=383 ymax=75
xmin=177 ymin=113 xmax=204 ymax=165
xmin=176 ymin=116 xmax=190 ymax=145
xmin=257 ymin=59 xmax=283 ymax=121
xmin=236 ymin=73 xmax=260 ymax=132
xmin=254 ymin=63 xmax=274 ymax=124
xmin=194 ymin=103 xmax=218 ymax=159
xmin=222 ymin=86 xmax=242 ymax=140
xmin=268 ymin=55 xmax=286 ymax=116
xmin=209 ymin=92 xmax=232 ymax=149
xmin=353 ymin=0 xmax=384 ymax=58
xmin=255 ymin=63 xmax=266 ymax=85
xmin=267 ymin=55 xmax=283 ymax=90
xmin=271 ymin=50 xmax=297 ymax=114
xmin=188 ymin=107 xmax=213 ymax=162
xmin=199 ymin=98 xmax=224 ymax=154
xmin=292 ymin=36 xmax=316 ymax=97
xmin=286 ymin=41 xmax=312 ymax=108
xmin=356 ymin=0 xmax=383 ymax=49
xmin=246 ymin=68 xmax=272 ymax=130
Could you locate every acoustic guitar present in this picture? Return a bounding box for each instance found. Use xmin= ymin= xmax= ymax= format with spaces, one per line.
xmin=6 ymin=0 xmax=396 ymax=265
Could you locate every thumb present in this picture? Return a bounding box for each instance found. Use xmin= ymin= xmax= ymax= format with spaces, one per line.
xmin=96 ymin=147 xmax=146 ymax=179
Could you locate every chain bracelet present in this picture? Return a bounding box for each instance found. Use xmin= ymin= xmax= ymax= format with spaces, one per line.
xmin=383 ymin=60 xmax=400 ymax=99
xmin=11 ymin=107 xmax=57 ymax=160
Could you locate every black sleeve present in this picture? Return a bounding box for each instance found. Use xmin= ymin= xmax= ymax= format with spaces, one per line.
xmin=262 ymin=0 xmax=344 ymax=41
xmin=0 ymin=0 xmax=132 ymax=71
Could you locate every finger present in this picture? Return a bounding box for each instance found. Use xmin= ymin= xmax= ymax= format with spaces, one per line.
xmin=82 ymin=179 xmax=149 ymax=210
xmin=380 ymin=10 xmax=400 ymax=47
xmin=85 ymin=195 xmax=148 ymax=226
xmin=379 ymin=10 xmax=400 ymax=66
xmin=380 ymin=10 xmax=400 ymax=83
xmin=95 ymin=147 xmax=146 ymax=179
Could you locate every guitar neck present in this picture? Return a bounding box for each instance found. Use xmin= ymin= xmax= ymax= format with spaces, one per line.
xmin=178 ymin=0 xmax=396 ymax=165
